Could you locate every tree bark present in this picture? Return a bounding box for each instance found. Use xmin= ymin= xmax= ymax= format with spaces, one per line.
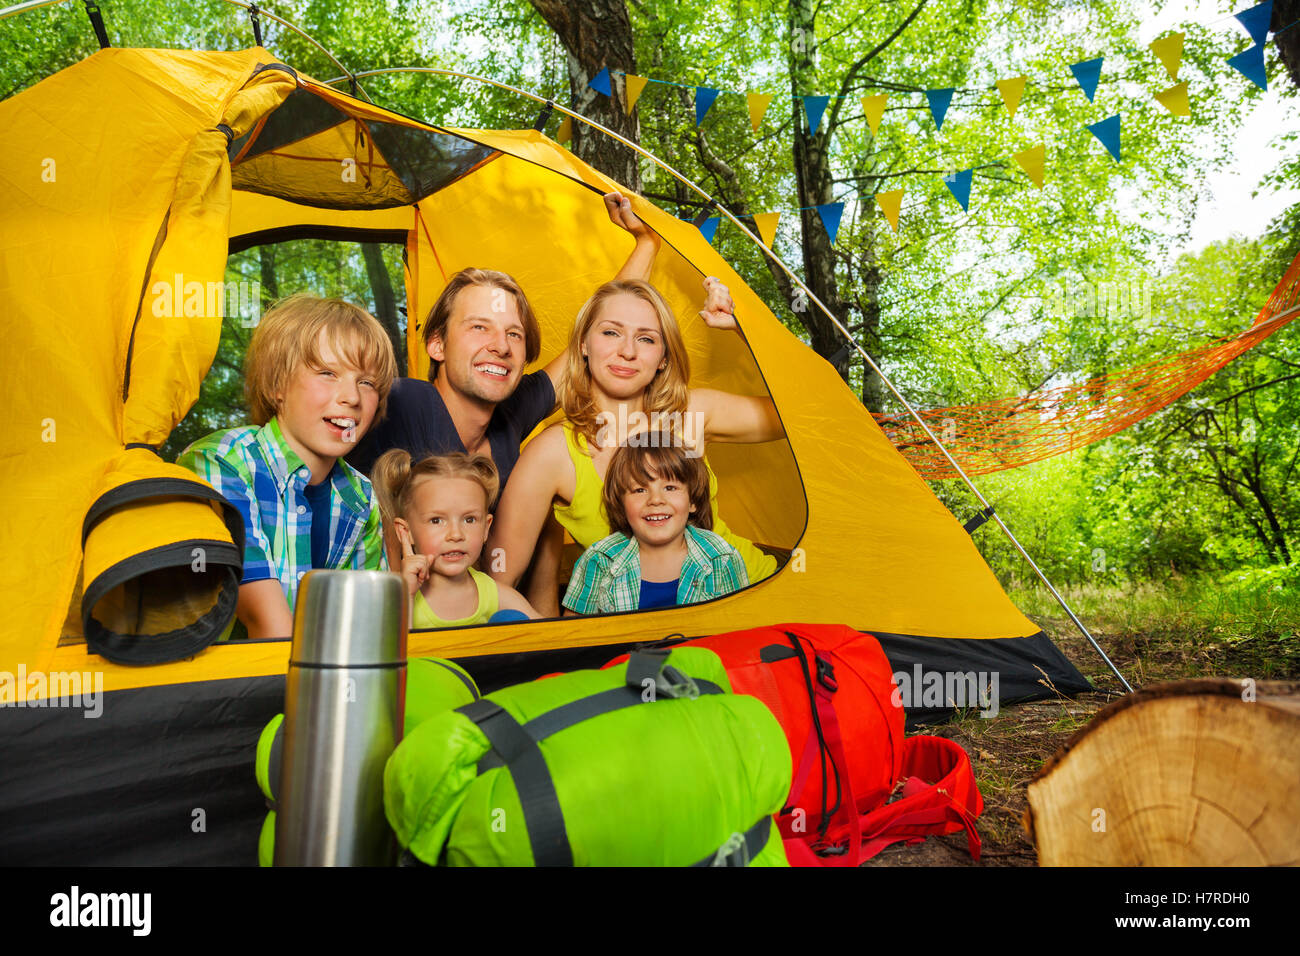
xmin=1273 ymin=0 xmax=1300 ymax=90
xmin=529 ymin=0 xmax=641 ymax=190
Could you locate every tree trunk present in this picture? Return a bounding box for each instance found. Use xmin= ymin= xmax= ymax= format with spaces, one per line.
xmin=1274 ymin=0 xmax=1300 ymax=90
xmin=787 ymin=0 xmax=853 ymax=385
xmin=360 ymin=242 xmax=404 ymax=374
xmin=1027 ymin=679 xmax=1300 ymax=865
xmin=529 ymin=0 xmax=641 ymax=190
xmin=258 ymin=244 xmax=279 ymax=307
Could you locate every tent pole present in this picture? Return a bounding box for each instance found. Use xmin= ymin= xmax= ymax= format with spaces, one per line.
xmin=287 ymin=63 xmax=1140 ymax=695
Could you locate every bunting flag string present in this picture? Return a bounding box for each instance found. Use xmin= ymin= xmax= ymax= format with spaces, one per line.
xmin=876 ymin=190 xmax=904 ymax=233
xmin=943 ymin=169 xmax=974 ymax=211
xmin=926 ymin=88 xmax=955 ymax=131
xmin=803 ymin=95 xmax=830 ymax=133
xmin=1155 ymin=82 xmax=1191 ymax=116
xmin=624 ymin=74 xmax=648 ymax=114
xmin=861 ymin=93 xmax=888 ymax=134
xmin=1149 ymin=32 xmax=1184 ymax=79
xmin=1069 ymin=57 xmax=1104 ymax=102
xmin=1013 ymin=144 xmax=1046 ymax=188
xmin=567 ymin=1 xmax=1287 ymax=233
xmin=995 ymin=76 xmax=1026 ymax=118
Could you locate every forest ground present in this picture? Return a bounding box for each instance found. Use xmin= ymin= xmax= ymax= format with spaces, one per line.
xmin=863 ymin=577 xmax=1300 ymax=866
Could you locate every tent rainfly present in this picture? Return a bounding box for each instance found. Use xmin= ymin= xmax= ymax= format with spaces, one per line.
xmin=0 ymin=48 xmax=1090 ymax=864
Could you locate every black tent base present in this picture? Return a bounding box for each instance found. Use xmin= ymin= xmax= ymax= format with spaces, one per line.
xmin=0 ymin=629 xmax=1089 ymax=865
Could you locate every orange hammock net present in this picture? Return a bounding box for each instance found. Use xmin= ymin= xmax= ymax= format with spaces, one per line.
xmin=875 ymin=249 xmax=1300 ymax=480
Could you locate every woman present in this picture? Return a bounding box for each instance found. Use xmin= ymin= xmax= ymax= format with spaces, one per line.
xmin=487 ymin=276 xmax=785 ymax=615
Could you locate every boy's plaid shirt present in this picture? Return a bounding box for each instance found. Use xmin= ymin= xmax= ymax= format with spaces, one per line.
xmin=563 ymin=525 xmax=748 ymax=615
xmin=177 ymin=416 xmax=387 ymax=608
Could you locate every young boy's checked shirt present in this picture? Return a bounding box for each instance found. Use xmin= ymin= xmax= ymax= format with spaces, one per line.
xmin=178 ymin=416 xmax=387 ymax=608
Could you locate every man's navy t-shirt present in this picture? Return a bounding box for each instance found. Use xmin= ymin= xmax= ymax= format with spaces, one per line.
xmin=347 ymin=372 xmax=556 ymax=508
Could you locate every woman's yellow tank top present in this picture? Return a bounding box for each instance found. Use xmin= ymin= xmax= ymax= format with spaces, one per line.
xmin=552 ymin=423 xmax=776 ymax=583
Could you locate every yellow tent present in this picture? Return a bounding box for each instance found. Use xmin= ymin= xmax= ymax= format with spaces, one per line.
xmin=0 ymin=48 xmax=1088 ymax=862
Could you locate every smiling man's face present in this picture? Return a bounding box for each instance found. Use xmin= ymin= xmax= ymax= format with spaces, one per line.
xmin=428 ymin=284 xmax=526 ymax=407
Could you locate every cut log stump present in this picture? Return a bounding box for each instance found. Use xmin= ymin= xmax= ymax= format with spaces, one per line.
xmin=1025 ymin=678 xmax=1300 ymax=866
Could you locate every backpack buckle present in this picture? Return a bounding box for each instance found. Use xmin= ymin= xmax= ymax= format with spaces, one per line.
xmin=709 ymin=831 xmax=750 ymax=867
xmin=816 ymin=656 xmax=837 ymax=693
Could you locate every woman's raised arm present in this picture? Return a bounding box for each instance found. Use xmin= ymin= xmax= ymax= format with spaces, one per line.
xmin=693 ymin=387 xmax=785 ymax=445
xmin=486 ymin=426 xmax=571 ymax=588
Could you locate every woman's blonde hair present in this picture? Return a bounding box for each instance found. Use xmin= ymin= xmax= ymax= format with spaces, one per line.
xmin=370 ymin=449 xmax=500 ymax=530
xmin=244 ymin=294 xmax=398 ymax=426
xmin=556 ymin=280 xmax=691 ymax=445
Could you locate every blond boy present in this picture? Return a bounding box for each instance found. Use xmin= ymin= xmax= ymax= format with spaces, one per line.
xmin=178 ymin=295 xmax=398 ymax=638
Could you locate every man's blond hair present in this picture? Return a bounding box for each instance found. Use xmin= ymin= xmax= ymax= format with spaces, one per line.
xmin=244 ymin=294 xmax=398 ymax=426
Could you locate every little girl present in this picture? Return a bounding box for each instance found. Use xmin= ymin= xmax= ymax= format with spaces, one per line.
xmin=563 ymin=436 xmax=749 ymax=615
xmin=372 ymin=449 xmax=539 ymax=627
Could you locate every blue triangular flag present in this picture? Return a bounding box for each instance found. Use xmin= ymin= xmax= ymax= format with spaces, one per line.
xmin=697 ymin=217 xmax=720 ymax=244
xmin=942 ymin=169 xmax=973 ymax=211
xmin=803 ymin=95 xmax=830 ymax=133
xmin=1235 ymin=1 xmax=1272 ymax=45
xmin=1070 ymin=57 xmax=1104 ymax=101
xmin=589 ymin=68 xmax=612 ymax=96
xmin=926 ymin=88 xmax=954 ymax=131
xmin=1087 ymin=114 xmax=1122 ymax=161
xmin=1228 ymin=44 xmax=1268 ymax=90
xmin=815 ymin=203 xmax=844 ymax=245
xmin=695 ymin=87 xmax=720 ymax=125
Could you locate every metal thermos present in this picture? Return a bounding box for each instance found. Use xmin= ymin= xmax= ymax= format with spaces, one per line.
xmin=274 ymin=569 xmax=407 ymax=866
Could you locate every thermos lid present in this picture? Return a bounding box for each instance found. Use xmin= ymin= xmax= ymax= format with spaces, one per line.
xmin=289 ymin=570 xmax=407 ymax=667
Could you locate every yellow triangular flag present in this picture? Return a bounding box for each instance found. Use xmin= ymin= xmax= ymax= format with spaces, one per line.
xmin=1013 ymin=143 xmax=1045 ymax=189
xmin=557 ymin=115 xmax=572 ymax=144
xmin=747 ymin=92 xmax=774 ymax=131
xmin=861 ymin=94 xmax=888 ymax=135
xmin=752 ymin=211 xmax=781 ymax=248
xmin=875 ymin=190 xmax=903 ymax=233
xmin=624 ymin=75 xmax=649 ymax=115
xmin=1154 ymin=82 xmax=1190 ymax=117
xmin=995 ymin=76 xmax=1027 ymax=119
xmin=1149 ymin=32 xmax=1184 ymax=81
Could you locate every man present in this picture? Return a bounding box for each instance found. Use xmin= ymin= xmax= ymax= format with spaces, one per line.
xmin=347 ymin=193 xmax=660 ymax=492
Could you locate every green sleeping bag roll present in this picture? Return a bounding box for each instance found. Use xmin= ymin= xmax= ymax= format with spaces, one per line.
xmin=254 ymin=657 xmax=480 ymax=866
xmin=385 ymin=646 xmax=793 ymax=867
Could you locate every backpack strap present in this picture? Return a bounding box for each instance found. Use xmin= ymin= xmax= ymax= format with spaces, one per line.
xmin=780 ymin=633 xmax=864 ymax=867
xmin=458 ymin=649 xmax=726 ymax=867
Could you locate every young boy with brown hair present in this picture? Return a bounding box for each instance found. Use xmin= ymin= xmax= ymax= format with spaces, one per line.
xmin=562 ymin=435 xmax=749 ymax=616
xmin=178 ymin=295 xmax=398 ymax=638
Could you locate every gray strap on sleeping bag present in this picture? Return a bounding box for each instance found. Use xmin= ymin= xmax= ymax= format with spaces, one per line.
xmin=459 ymin=650 xmax=723 ymax=866
xmin=459 ymin=698 xmax=573 ymax=867
xmin=691 ymin=816 xmax=772 ymax=867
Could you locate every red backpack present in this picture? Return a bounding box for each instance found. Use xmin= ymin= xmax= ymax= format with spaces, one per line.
xmin=617 ymin=623 xmax=984 ymax=866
